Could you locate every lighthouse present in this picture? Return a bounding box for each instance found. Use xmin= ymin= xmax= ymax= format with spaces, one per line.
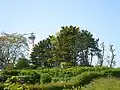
xmin=28 ymin=32 xmax=35 ymax=57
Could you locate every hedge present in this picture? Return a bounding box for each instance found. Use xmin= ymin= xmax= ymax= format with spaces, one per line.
xmin=4 ymin=68 xmax=120 ymax=90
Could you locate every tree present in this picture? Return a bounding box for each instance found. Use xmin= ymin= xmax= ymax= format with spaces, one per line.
xmin=0 ymin=32 xmax=28 ymax=68
xmin=55 ymin=26 xmax=80 ymax=66
xmin=89 ymin=38 xmax=100 ymax=66
xmin=30 ymin=25 xmax=101 ymax=68
xmin=15 ymin=58 xmax=29 ymax=69
xmin=97 ymin=42 xmax=105 ymax=66
xmin=48 ymin=35 xmax=60 ymax=67
xmin=77 ymin=30 xmax=100 ymax=66
xmin=107 ymin=45 xmax=116 ymax=67
xmin=53 ymin=26 xmax=100 ymax=66
xmin=30 ymin=37 xmax=53 ymax=68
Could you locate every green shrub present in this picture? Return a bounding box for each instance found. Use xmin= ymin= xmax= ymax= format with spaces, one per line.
xmin=0 ymin=75 xmax=6 ymax=82
xmin=23 ymin=84 xmax=42 ymax=90
xmin=102 ymin=68 xmax=120 ymax=77
xmin=1 ymin=70 xmax=20 ymax=76
xmin=36 ymin=66 xmax=110 ymax=80
xmin=3 ymin=82 xmax=71 ymax=90
xmin=4 ymin=82 xmax=25 ymax=90
xmin=19 ymin=70 xmax=40 ymax=84
xmin=4 ymin=63 xmax=14 ymax=71
xmin=40 ymin=73 xmax=52 ymax=84
xmin=0 ymin=70 xmax=20 ymax=82
xmin=44 ymin=82 xmax=72 ymax=90
xmin=51 ymin=77 xmax=60 ymax=83
xmin=4 ymin=76 xmax=19 ymax=90
xmin=0 ymin=83 xmax=4 ymax=90
xmin=2 ymin=67 xmax=119 ymax=90
xmin=0 ymin=67 xmax=112 ymax=90
xmin=70 ymin=71 xmax=102 ymax=87
xmin=15 ymin=58 xmax=30 ymax=69
xmin=52 ymin=77 xmax=70 ymax=83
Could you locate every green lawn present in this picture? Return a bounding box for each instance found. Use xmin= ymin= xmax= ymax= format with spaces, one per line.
xmin=81 ymin=77 xmax=120 ymax=90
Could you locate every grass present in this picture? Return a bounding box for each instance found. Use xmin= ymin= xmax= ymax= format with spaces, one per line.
xmin=81 ymin=77 xmax=120 ymax=90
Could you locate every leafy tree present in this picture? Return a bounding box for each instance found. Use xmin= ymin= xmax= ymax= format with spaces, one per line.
xmin=77 ymin=30 xmax=100 ymax=66
xmin=30 ymin=25 xmax=101 ymax=68
xmin=89 ymin=38 xmax=100 ymax=66
xmin=48 ymin=35 xmax=60 ymax=67
xmin=30 ymin=37 xmax=53 ymax=68
xmin=52 ymin=26 xmax=100 ymax=66
xmin=15 ymin=58 xmax=29 ymax=69
xmin=55 ymin=26 xmax=80 ymax=66
xmin=0 ymin=32 xmax=28 ymax=68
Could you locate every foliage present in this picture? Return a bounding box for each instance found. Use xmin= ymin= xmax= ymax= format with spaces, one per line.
xmin=0 ymin=67 xmax=120 ymax=90
xmin=19 ymin=70 xmax=40 ymax=84
xmin=0 ymin=70 xmax=20 ymax=81
xmin=15 ymin=58 xmax=30 ymax=69
xmin=0 ymin=25 xmax=118 ymax=90
xmin=1 ymin=70 xmax=20 ymax=76
xmin=102 ymin=68 xmax=120 ymax=77
xmin=30 ymin=25 xmax=101 ymax=68
xmin=69 ymin=71 xmax=102 ymax=88
xmin=0 ymin=66 xmax=109 ymax=85
xmin=4 ymin=63 xmax=14 ymax=71
xmin=27 ymin=68 xmax=120 ymax=90
xmin=53 ymin=26 xmax=80 ymax=66
xmin=0 ymin=83 xmax=4 ymax=90
xmin=36 ymin=66 xmax=109 ymax=79
xmin=4 ymin=83 xmax=24 ymax=90
xmin=60 ymin=62 xmax=72 ymax=68
xmin=0 ymin=32 xmax=28 ymax=68
xmin=40 ymin=73 xmax=52 ymax=84
xmin=4 ymin=76 xmax=29 ymax=90
xmin=30 ymin=37 xmax=53 ymax=68
xmin=76 ymin=30 xmax=100 ymax=66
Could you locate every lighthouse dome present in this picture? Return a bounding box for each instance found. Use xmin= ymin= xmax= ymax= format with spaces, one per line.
xmin=28 ymin=32 xmax=35 ymax=40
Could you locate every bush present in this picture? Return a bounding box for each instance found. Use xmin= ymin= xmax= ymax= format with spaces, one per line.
xmin=40 ymin=73 xmax=52 ymax=84
xmin=19 ymin=70 xmax=40 ymax=84
xmin=1 ymin=70 xmax=20 ymax=76
xmin=102 ymin=68 xmax=120 ymax=77
xmin=2 ymin=68 xmax=120 ymax=90
xmin=0 ymin=70 xmax=20 ymax=82
xmin=4 ymin=82 xmax=24 ymax=90
xmin=4 ymin=63 xmax=14 ymax=71
xmin=0 ymin=83 xmax=4 ymax=90
xmin=70 ymin=71 xmax=102 ymax=87
xmin=15 ymin=58 xmax=30 ymax=69
xmin=36 ymin=66 xmax=109 ymax=79
xmin=24 ymin=71 xmax=103 ymax=90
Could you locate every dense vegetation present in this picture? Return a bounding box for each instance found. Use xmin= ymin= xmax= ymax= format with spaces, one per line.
xmin=0 ymin=67 xmax=119 ymax=89
xmin=30 ymin=25 xmax=116 ymax=69
xmin=0 ymin=67 xmax=118 ymax=89
xmin=0 ymin=25 xmax=118 ymax=89
xmin=0 ymin=25 xmax=116 ymax=69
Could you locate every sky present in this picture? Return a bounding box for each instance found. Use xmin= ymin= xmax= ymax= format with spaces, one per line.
xmin=0 ymin=0 xmax=120 ymax=67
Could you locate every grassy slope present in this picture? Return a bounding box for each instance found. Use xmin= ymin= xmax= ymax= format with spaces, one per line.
xmin=81 ymin=77 xmax=120 ymax=90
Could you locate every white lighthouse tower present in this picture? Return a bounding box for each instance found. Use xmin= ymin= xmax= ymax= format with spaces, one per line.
xmin=28 ymin=32 xmax=35 ymax=57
